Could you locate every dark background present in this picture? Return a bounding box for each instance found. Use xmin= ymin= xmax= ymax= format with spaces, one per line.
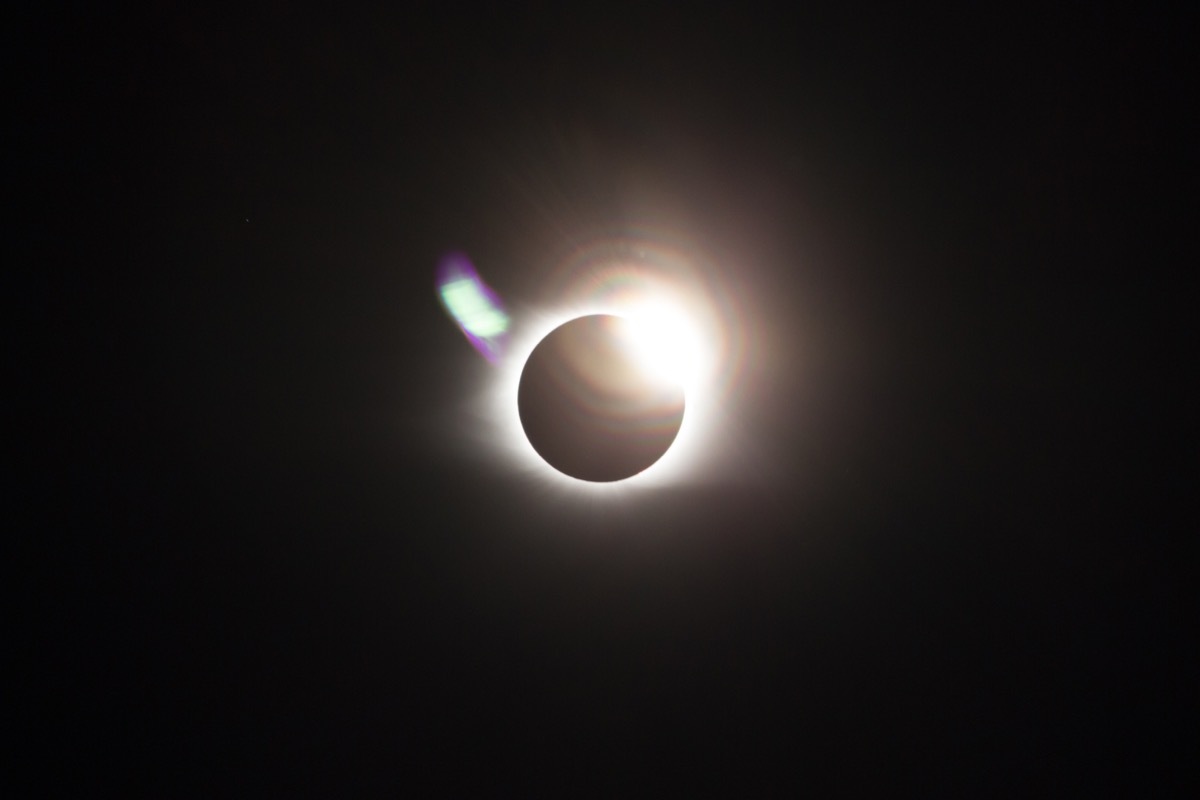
xmin=17 ymin=2 xmax=1188 ymax=795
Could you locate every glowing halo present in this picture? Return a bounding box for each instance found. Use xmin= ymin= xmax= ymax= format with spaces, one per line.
xmin=467 ymin=231 xmax=755 ymax=496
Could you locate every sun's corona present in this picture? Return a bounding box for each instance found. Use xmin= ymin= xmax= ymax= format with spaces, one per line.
xmin=463 ymin=235 xmax=748 ymax=497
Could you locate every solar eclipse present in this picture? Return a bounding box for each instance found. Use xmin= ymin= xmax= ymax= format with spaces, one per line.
xmin=441 ymin=234 xmax=753 ymax=494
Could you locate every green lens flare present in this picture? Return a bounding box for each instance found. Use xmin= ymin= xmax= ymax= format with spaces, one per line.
xmin=436 ymin=252 xmax=509 ymax=363
xmin=440 ymin=278 xmax=509 ymax=337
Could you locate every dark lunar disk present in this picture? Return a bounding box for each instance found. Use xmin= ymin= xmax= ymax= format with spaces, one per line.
xmin=517 ymin=314 xmax=685 ymax=482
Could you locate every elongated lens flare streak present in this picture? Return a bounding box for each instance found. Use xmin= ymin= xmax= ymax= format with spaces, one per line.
xmin=436 ymin=252 xmax=509 ymax=362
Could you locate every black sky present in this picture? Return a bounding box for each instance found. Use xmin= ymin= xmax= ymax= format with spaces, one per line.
xmin=17 ymin=3 xmax=1188 ymax=795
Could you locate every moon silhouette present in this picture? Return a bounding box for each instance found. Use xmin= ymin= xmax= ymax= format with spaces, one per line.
xmin=517 ymin=314 xmax=686 ymax=482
